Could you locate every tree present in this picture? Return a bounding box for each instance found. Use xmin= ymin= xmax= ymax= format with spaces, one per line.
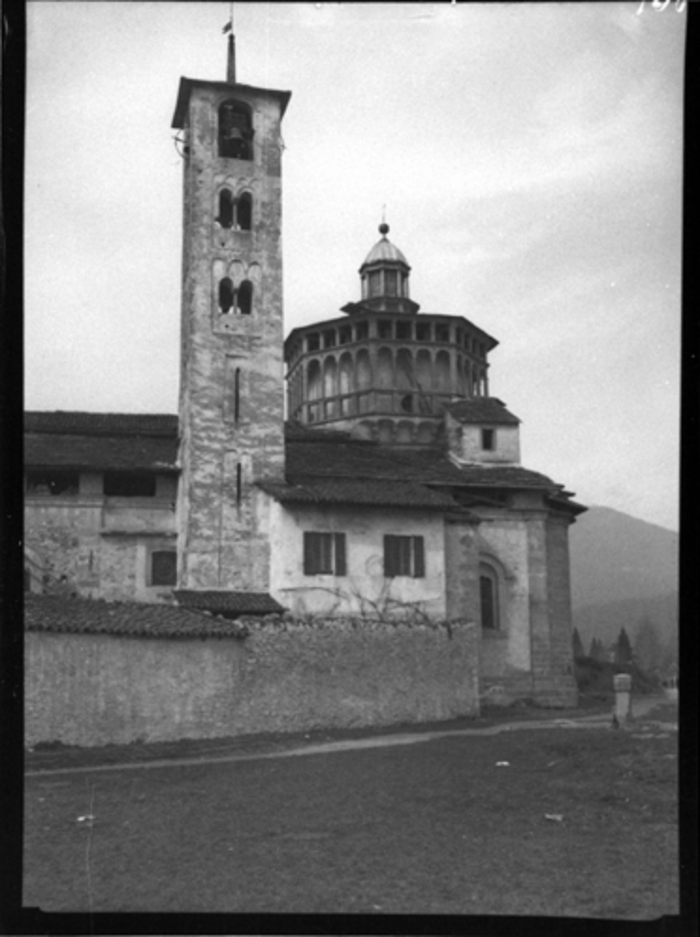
xmin=572 ymin=627 xmax=585 ymax=659
xmin=634 ymin=616 xmax=662 ymax=675
xmin=614 ymin=626 xmax=633 ymax=666
xmin=589 ymin=637 xmax=605 ymax=661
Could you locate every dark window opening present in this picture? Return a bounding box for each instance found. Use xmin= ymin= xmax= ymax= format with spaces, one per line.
xmin=218 ymin=101 xmax=253 ymax=160
xmin=378 ymin=320 xmax=393 ymax=339
xmin=217 ymin=189 xmax=234 ymax=229
xmin=416 ymin=323 xmax=431 ymax=341
xmin=338 ymin=327 xmax=352 ymax=345
xmin=307 ymin=333 xmax=320 ymax=352
xmin=396 ymin=321 xmax=412 ymax=340
xmin=151 ymin=550 xmax=177 ymax=587
xmin=355 ymin=321 xmax=369 ymax=341
xmin=481 ymin=428 xmax=495 ymax=451
xmin=237 ymin=192 xmax=252 ymax=231
xmin=237 ymin=280 xmax=253 ymax=315
xmin=303 ymin=532 xmax=347 ymax=576
xmin=219 ymin=277 xmax=234 ymax=314
xmin=435 ymin=324 xmax=450 ymax=342
xmin=400 ymin=394 xmax=413 ymax=414
xmin=104 ymin=472 xmax=157 ymax=497
xmin=26 ymin=470 xmax=79 ymax=496
xmin=384 ymin=535 xmax=425 ymax=578
xmin=323 ymin=330 xmax=337 ymax=348
xmin=480 ymin=574 xmax=498 ymax=629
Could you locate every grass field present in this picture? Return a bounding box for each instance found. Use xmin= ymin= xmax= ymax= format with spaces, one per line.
xmin=23 ymin=714 xmax=678 ymax=917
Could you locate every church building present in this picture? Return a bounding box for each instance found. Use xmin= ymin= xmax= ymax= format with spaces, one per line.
xmin=25 ymin=34 xmax=585 ymax=708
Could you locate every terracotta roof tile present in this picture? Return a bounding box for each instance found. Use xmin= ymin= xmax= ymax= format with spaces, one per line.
xmin=25 ymin=432 xmax=178 ymax=472
xmin=25 ymin=412 xmax=178 ymax=437
xmin=257 ymin=477 xmax=462 ymax=510
xmin=25 ymin=595 xmax=248 ymax=638
xmin=445 ymin=398 xmax=520 ymax=425
xmin=174 ymin=591 xmax=285 ymax=614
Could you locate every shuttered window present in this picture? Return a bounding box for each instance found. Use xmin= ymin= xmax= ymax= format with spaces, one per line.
xmin=383 ymin=535 xmax=425 ymax=578
xmin=151 ymin=550 xmax=177 ymax=586
xmin=303 ymin=532 xmax=347 ymax=576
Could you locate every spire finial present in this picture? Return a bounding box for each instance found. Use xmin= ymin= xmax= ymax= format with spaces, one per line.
xmin=224 ymin=2 xmax=236 ymax=83
xmin=379 ymin=205 xmax=389 ymax=238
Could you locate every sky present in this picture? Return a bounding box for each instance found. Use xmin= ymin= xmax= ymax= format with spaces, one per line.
xmin=24 ymin=2 xmax=684 ymax=531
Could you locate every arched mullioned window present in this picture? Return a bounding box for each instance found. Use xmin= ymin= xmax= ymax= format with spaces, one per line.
xmin=219 ymin=277 xmax=234 ymax=314
xmin=218 ymin=101 xmax=253 ymax=160
xmin=237 ymin=192 xmax=252 ymax=231
xmin=307 ymin=360 xmax=322 ymax=400
xmin=339 ymin=353 xmax=353 ymax=396
xmin=435 ymin=350 xmax=451 ymax=392
xmin=237 ymin=280 xmax=253 ymax=315
xmin=323 ymin=357 xmax=337 ymax=398
xmin=217 ymin=189 xmax=234 ymax=229
xmin=377 ymin=348 xmax=393 ymax=390
xmin=396 ymin=349 xmax=413 ymax=392
xmin=356 ymin=350 xmax=371 ymax=390
xmin=479 ymin=561 xmax=501 ymax=630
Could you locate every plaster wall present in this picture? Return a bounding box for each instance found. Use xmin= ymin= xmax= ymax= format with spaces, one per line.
xmin=25 ymin=500 xmax=103 ymax=597
xmin=25 ymin=619 xmax=479 ymax=747
xmin=25 ymin=496 xmax=177 ymax=602
xmin=452 ymin=424 xmax=521 ymax=465
xmin=473 ymin=512 xmax=532 ymax=675
xmin=269 ymin=501 xmax=447 ymax=619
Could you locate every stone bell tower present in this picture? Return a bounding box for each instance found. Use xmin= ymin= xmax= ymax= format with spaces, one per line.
xmin=172 ymin=36 xmax=291 ymax=593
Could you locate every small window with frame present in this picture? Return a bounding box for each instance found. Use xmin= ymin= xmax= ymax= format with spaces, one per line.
xmin=150 ymin=550 xmax=177 ymax=587
xmin=481 ymin=428 xmax=495 ymax=451
xmin=383 ymin=535 xmax=425 ymax=578
xmin=303 ymin=532 xmax=347 ymax=576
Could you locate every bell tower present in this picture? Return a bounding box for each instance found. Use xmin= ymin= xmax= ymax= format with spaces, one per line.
xmin=172 ymin=36 xmax=291 ymax=593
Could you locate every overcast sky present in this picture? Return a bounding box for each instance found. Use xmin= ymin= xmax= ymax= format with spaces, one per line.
xmin=25 ymin=2 xmax=684 ymax=530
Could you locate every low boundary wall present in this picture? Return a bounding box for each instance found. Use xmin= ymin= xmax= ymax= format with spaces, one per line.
xmin=25 ymin=617 xmax=480 ymax=747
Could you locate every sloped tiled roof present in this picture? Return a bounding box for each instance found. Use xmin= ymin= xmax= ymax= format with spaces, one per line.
xmin=23 ymin=412 xmax=564 ymax=498
xmin=24 ymin=412 xmax=179 ymax=472
xmin=257 ymin=477 xmax=463 ymax=510
xmin=25 ymin=432 xmax=178 ymax=472
xmin=25 ymin=412 xmax=178 ymax=437
xmin=285 ymin=436 xmax=559 ymax=492
xmin=174 ymin=591 xmax=285 ymax=614
xmin=445 ymin=398 xmax=520 ymax=426
xmin=24 ymin=595 xmax=248 ymax=638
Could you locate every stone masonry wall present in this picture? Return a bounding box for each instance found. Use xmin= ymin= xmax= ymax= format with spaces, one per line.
xmin=25 ymin=618 xmax=480 ymax=748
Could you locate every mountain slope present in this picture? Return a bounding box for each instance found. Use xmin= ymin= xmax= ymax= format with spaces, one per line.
xmin=569 ymin=506 xmax=678 ymax=609
xmin=568 ymin=506 xmax=678 ymax=654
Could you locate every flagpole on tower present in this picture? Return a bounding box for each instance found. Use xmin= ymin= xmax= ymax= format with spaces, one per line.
xmin=224 ymin=1 xmax=236 ymax=83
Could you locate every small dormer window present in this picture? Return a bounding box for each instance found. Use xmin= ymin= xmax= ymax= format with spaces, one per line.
xmin=218 ymin=101 xmax=253 ymax=160
xmin=482 ymin=428 xmax=495 ymax=451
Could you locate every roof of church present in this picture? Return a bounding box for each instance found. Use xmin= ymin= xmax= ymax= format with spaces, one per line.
xmin=25 ymin=595 xmax=251 ymax=638
xmin=362 ymin=234 xmax=409 ymax=269
xmin=257 ymin=477 xmax=466 ymax=511
xmin=445 ymin=398 xmax=521 ymax=426
xmin=23 ymin=411 xmax=569 ymax=500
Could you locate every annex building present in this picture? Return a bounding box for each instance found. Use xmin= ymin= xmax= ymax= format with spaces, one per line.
xmin=25 ymin=36 xmax=585 ymax=712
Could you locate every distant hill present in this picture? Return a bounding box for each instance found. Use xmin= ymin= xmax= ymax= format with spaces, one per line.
xmin=568 ymin=506 xmax=678 ymax=652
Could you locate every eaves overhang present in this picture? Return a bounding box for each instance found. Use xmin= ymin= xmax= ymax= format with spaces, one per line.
xmin=172 ymin=76 xmax=292 ymax=128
